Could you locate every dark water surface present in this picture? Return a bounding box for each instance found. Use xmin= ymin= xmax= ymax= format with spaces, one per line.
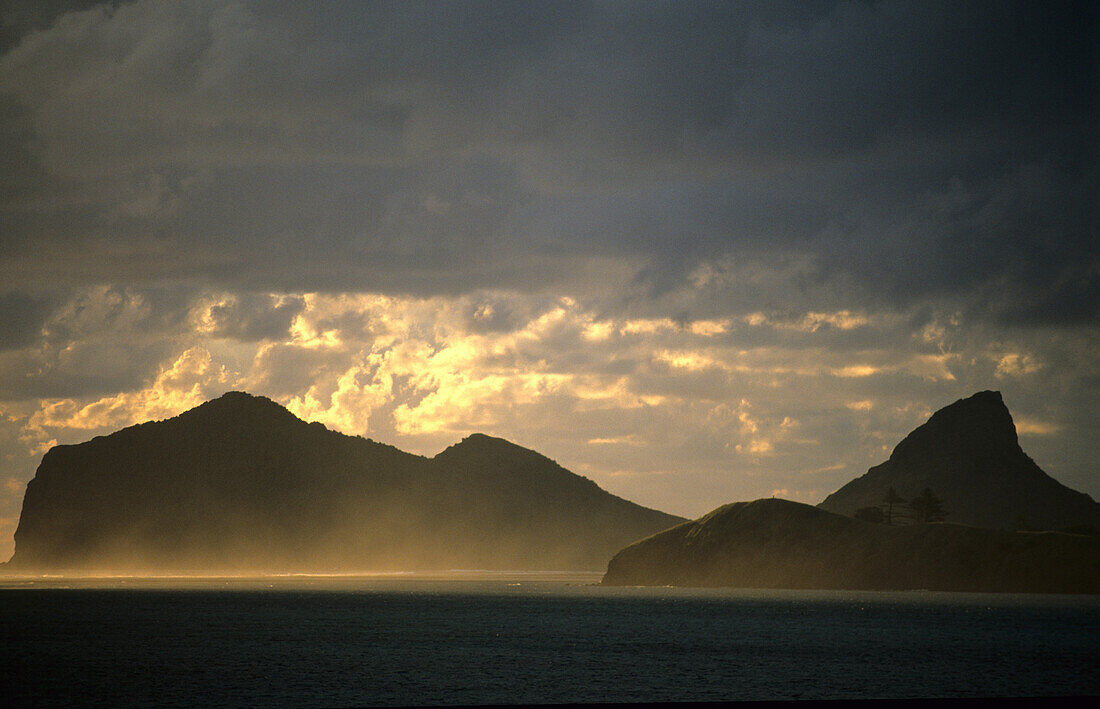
xmin=2 ymin=574 xmax=1098 ymax=706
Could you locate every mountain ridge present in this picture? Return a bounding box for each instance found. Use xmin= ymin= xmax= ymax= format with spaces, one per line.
xmin=6 ymin=391 xmax=683 ymax=573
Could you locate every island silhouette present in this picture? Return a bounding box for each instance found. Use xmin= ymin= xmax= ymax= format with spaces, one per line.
xmin=4 ymin=390 xmax=1098 ymax=592
xmin=4 ymin=391 xmax=682 ymax=573
xmin=602 ymin=392 xmax=1100 ymax=592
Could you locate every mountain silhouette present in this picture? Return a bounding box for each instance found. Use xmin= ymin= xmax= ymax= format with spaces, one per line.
xmin=818 ymin=391 xmax=1100 ymax=530
xmin=5 ymin=391 xmax=683 ymax=573
xmin=601 ymin=498 xmax=1100 ymax=593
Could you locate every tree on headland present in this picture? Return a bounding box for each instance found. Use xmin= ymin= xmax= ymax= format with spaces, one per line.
xmin=883 ymin=487 xmax=905 ymax=525
xmin=855 ymin=506 xmax=885 ymax=524
xmin=909 ymin=487 xmax=946 ymax=523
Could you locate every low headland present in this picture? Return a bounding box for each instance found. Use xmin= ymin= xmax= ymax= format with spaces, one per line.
xmin=602 ymin=391 xmax=1100 ymax=593
xmin=601 ymin=498 xmax=1100 ymax=593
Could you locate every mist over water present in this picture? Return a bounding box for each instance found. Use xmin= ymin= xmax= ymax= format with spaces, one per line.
xmin=0 ymin=570 xmax=601 ymax=590
xmin=3 ymin=576 xmax=1098 ymax=706
xmin=8 ymin=397 xmax=682 ymax=574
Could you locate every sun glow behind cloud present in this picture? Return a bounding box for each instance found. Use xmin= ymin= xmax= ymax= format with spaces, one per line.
xmin=2 ymin=283 xmax=1082 ymax=555
xmin=3 ymin=290 xmax=1075 ymax=455
xmin=0 ymin=1 xmax=1095 ymax=566
xmin=26 ymin=347 xmax=226 ymax=433
xmin=0 ymin=281 xmax=1092 ymax=564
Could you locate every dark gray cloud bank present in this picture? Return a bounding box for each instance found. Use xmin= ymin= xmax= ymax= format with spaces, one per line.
xmin=2 ymin=1 xmax=1093 ymax=308
xmin=0 ymin=1 xmax=1096 ymax=546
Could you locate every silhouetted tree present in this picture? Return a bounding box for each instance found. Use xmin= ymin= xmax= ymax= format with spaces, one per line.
xmin=909 ymin=487 xmax=945 ymax=523
xmin=883 ymin=487 xmax=905 ymax=525
xmin=855 ymin=506 xmax=885 ymax=524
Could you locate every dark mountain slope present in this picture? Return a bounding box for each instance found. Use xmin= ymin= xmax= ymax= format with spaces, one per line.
xmin=818 ymin=391 xmax=1100 ymax=530
xmin=424 ymin=433 xmax=684 ymax=569
xmin=6 ymin=392 xmax=683 ymax=573
xmin=601 ymin=498 xmax=1100 ymax=593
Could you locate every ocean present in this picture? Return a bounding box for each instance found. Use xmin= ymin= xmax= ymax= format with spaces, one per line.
xmin=2 ymin=573 xmax=1098 ymax=706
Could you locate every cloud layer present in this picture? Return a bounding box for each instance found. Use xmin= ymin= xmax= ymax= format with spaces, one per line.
xmin=2 ymin=2 xmax=1094 ymax=309
xmin=0 ymin=1 xmax=1096 ymax=560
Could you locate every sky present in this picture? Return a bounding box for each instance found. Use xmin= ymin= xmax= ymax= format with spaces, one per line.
xmin=0 ymin=0 xmax=1096 ymax=561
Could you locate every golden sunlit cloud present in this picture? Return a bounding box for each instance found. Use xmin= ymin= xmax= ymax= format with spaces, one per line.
xmin=1014 ymin=418 xmax=1061 ymax=436
xmin=26 ymin=347 xmax=227 ymax=434
xmin=688 ymin=319 xmax=731 ymax=336
xmin=12 ymin=286 xmax=980 ymax=474
xmin=619 ymin=318 xmax=677 ymax=335
xmin=582 ymin=322 xmax=615 ymax=341
xmin=742 ymin=310 xmax=871 ymax=332
xmin=656 ymin=350 xmax=726 ymax=372
xmin=394 ymin=373 xmax=563 ymax=435
xmin=2 ymin=290 xmax=1028 ymax=465
xmin=994 ymin=353 xmax=1042 ymax=378
xmin=289 ymin=316 xmax=342 ymax=350
xmin=798 ymin=463 xmax=848 ymax=475
xmin=831 ymin=355 xmax=955 ymax=381
xmin=604 ymin=469 xmax=677 ymax=478
xmin=587 ymin=435 xmax=645 ymax=446
xmin=797 ymin=311 xmax=869 ymax=332
xmin=285 ymin=359 xmax=394 ymax=435
xmin=3 ymin=284 xmax=1090 ymax=548
xmin=908 ymin=354 xmax=957 ymax=381
xmin=832 ymin=365 xmax=879 ymax=378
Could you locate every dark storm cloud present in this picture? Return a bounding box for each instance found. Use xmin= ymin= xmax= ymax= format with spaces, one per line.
xmin=0 ymin=0 xmax=103 ymax=53
xmin=0 ymin=282 xmax=326 ymax=401
xmin=0 ymin=291 xmax=57 ymax=351
xmin=0 ymin=285 xmax=186 ymax=400
xmin=0 ymin=0 xmax=1095 ymax=319
xmin=202 ymin=293 xmax=305 ymax=341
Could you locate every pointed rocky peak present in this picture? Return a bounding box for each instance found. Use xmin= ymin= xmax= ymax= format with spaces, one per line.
xmin=888 ymin=390 xmax=1021 ymax=463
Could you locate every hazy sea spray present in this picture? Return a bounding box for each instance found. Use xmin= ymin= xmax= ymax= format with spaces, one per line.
xmin=8 ymin=394 xmax=682 ymax=573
